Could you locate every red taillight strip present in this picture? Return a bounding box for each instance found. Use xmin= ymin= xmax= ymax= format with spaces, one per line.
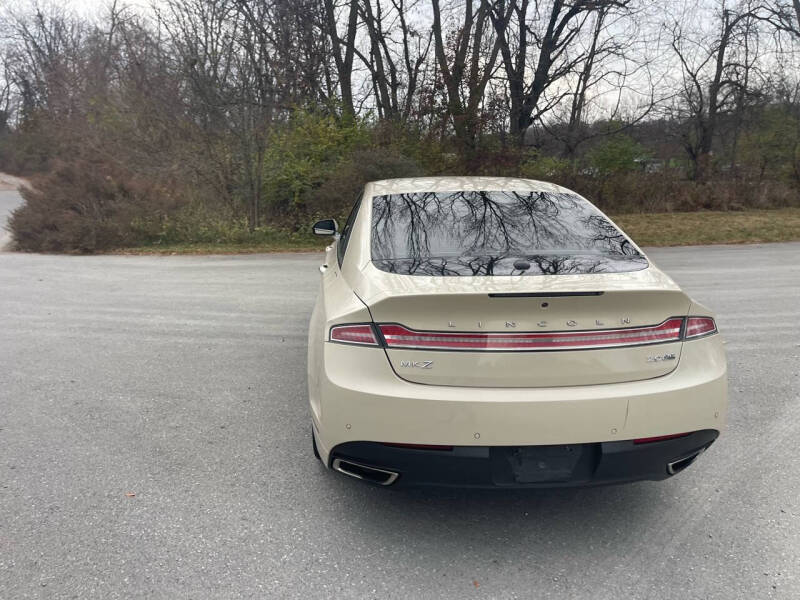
xmin=329 ymin=324 xmax=380 ymax=346
xmin=685 ymin=317 xmax=717 ymax=339
xmin=378 ymin=318 xmax=684 ymax=351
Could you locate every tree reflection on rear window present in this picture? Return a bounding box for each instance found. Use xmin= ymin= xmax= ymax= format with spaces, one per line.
xmin=370 ymin=190 xmax=648 ymax=276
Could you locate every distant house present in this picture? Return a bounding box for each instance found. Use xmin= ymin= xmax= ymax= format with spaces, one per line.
xmin=634 ymin=157 xmax=666 ymax=174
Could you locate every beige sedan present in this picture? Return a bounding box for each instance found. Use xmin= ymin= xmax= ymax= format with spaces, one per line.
xmin=307 ymin=177 xmax=727 ymax=487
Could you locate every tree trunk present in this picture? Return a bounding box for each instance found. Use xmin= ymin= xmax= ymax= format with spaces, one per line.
xmin=323 ymin=0 xmax=358 ymax=118
xmin=794 ymin=0 xmax=800 ymax=32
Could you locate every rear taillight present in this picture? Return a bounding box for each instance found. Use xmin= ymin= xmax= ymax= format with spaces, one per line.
xmin=329 ymin=324 xmax=380 ymax=346
xmin=378 ymin=318 xmax=684 ymax=351
xmin=685 ymin=316 xmax=717 ymax=339
xmin=328 ymin=316 xmax=717 ymax=350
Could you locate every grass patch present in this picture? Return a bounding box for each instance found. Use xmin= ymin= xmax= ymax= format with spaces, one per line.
xmin=611 ymin=208 xmax=800 ymax=247
xmin=111 ymin=208 xmax=800 ymax=254
xmin=113 ymin=241 xmax=326 ymax=255
xmin=115 ymin=225 xmax=328 ymax=254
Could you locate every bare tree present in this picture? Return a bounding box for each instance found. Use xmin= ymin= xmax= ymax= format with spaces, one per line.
xmin=431 ymin=0 xmax=507 ymax=156
xmin=764 ymin=0 xmax=800 ymax=35
xmin=323 ymin=0 xmax=359 ymax=118
xmin=668 ymin=1 xmax=764 ymax=181
xmin=356 ymin=0 xmax=432 ymax=121
xmin=1 ymin=3 xmax=86 ymax=118
xmin=536 ymin=3 xmax=661 ymax=160
xmin=488 ymin=0 xmax=630 ymax=144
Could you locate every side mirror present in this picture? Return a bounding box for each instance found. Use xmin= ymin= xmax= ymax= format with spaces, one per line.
xmin=312 ymin=218 xmax=338 ymax=237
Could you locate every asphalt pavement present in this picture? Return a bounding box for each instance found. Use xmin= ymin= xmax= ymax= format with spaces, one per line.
xmin=1 ymin=187 xmax=799 ymax=599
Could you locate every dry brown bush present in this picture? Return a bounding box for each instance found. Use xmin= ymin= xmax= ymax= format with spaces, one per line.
xmin=562 ymin=173 xmax=799 ymax=214
xmin=9 ymin=160 xmax=185 ymax=253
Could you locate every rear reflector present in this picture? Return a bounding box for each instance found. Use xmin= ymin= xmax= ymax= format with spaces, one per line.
xmin=378 ymin=318 xmax=684 ymax=351
xmin=685 ymin=317 xmax=717 ymax=339
xmin=382 ymin=443 xmax=454 ymax=451
xmin=634 ymin=432 xmax=691 ymax=444
xmin=329 ymin=324 xmax=379 ymax=346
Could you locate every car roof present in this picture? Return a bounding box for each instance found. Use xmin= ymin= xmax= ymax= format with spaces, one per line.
xmin=366 ymin=176 xmax=570 ymax=197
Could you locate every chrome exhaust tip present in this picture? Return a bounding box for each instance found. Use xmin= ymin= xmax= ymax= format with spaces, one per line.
xmin=332 ymin=458 xmax=399 ymax=486
xmin=667 ymin=447 xmax=706 ymax=475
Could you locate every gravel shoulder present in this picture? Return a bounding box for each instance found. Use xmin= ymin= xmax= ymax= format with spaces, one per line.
xmin=0 ymin=188 xmax=25 ymax=251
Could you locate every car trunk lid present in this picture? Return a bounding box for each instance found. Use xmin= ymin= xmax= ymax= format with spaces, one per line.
xmin=355 ymin=266 xmax=690 ymax=388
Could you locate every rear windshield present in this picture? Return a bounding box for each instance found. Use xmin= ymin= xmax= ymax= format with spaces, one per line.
xmin=370 ymin=190 xmax=648 ymax=276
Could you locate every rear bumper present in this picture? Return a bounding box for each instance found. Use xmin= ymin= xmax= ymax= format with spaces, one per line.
xmin=309 ymin=333 xmax=727 ymax=472
xmin=330 ymin=429 xmax=719 ymax=488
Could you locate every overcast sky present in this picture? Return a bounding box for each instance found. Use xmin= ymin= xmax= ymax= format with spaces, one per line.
xmin=3 ymin=0 xmax=796 ymax=122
